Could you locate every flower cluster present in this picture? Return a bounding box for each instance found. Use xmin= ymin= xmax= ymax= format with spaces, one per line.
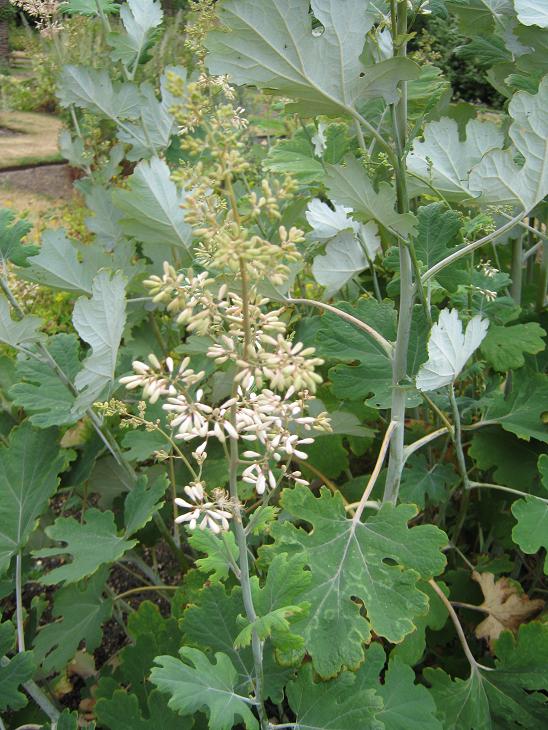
xmin=175 ymin=482 xmax=233 ymax=533
xmin=11 ymin=0 xmax=63 ymax=36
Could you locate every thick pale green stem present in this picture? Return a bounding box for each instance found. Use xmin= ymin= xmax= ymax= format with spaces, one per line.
xmin=510 ymin=236 xmax=523 ymax=304
xmin=536 ymin=240 xmax=547 ymax=312
xmin=228 ymin=434 xmax=268 ymax=729
xmin=15 ymin=551 xmax=25 ymax=652
xmin=383 ymin=0 xmax=413 ymax=505
xmin=449 ymin=385 xmax=470 ymax=489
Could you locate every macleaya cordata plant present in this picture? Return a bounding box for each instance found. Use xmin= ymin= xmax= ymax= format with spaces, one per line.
xmin=0 ymin=0 xmax=548 ymax=729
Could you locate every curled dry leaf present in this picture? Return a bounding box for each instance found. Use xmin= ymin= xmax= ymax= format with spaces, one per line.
xmin=472 ymin=571 xmax=544 ymax=648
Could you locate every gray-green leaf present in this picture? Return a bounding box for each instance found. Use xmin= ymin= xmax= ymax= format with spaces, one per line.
xmin=113 ymin=157 xmax=192 ymax=254
xmin=0 ymin=423 xmax=68 ymax=574
xmin=72 ymin=270 xmax=127 ymax=413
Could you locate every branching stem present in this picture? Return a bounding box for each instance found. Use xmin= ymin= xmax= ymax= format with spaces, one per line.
xmin=353 ymin=421 xmax=397 ymax=523
xmin=467 ymin=481 xmax=548 ymax=504
xmin=449 ymin=385 xmax=470 ymax=489
xmin=421 ymin=209 xmax=531 ymax=284
xmin=428 ymin=579 xmax=493 ymax=672
xmin=287 ymin=297 xmax=394 ymax=356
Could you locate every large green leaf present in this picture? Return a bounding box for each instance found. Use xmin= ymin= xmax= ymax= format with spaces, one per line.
xmin=286 ymin=661 xmax=383 ymax=730
xmin=151 ymin=647 xmax=259 ymax=730
xmin=33 ymin=570 xmax=112 ymax=672
xmin=511 ymin=455 xmax=548 ymax=573
xmin=0 ymin=423 xmax=68 ymax=574
xmin=82 ymin=185 xmax=125 ymax=251
xmin=96 ymin=690 xmax=185 ymax=730
xmin=58 ymin=66 xmax=141 ymax=120
xmin=413 ymin=203 xmax=466 ymax=290
xmin=357 ymin=643 xmax=443 ymax=729
xmin=400 ymin=454 xmax=458 ymax=508
xmin=0 ymin=208 xmax=37 ymax=266
xmin=469 ymin=76 xmax=548 ymax=209
xmin=326 ymin=156 xmax=417 ymax=239
xmin=236 ymin=553 xmax=310 ymax=657
xmin=189 ymin=528 xmax=239 ymax=583
xmin=206 ymin=0 xmax=418 ymax=116
xmin=123 ymin=474 xmax=168 ymax=536
xmin=469 ymin=428 xmax=542 ymax=488
xmin=117 ymin=78 xmax=175 ymax=161
xmin=426 ymin=622 xmax=548 ymax=729
xmin=481 ymin=322 xmax=546 ymax=371
xmin=391 ymin=581 xmax=448 ymax=666
xmin=21 ymin=229 xmax=136 ymax=294
xmin=484 ymin=371 xmax=548 ymax=442
xmin=112 ymin=157 xmax=192 ymax=253
xmin=9 ymin=334 xmax=81 ymax=427
xmin=0 ymin=622 xmax=35 ymax=711
xmin=408 ymin=117 xmax=504 ymax=202
xmin=72 ymin=270 xmax=127 ymax=412
xmin=181 ymin=582 xmax=293 ymax=703
xmin=0 ymin=296 xmax=44 ymax=350
xmin=316 ymin=299 xmax=424 ymax=409
xmin=62 ymin=0 xmax=118 ymax=15
xmin=36 ymin=508 xmax=137 ymax=585
xmin=108 ymin=0 xmax=163 ymax=69
xmin=269 ymin=485 xmax=447 ymax=677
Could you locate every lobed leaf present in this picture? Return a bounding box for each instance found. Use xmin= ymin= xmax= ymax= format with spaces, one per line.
xmin=0 ymin=423 xmax=68 ymax=574
xmin=269 ymin=485 xmax=448 ymax=677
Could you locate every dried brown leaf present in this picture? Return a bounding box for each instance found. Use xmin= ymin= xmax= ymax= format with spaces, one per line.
xmin=472 ymin=571 xmax=544 ymax=648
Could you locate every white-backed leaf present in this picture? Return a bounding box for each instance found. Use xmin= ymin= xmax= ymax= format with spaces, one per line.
xmin=306 ymin=198 xmax=354 ymax=240
xmin=416 ymin=308 xmax=489 ymax=391
xmin=112 ymin=157 xmax=192 ymax=254
xmin=358 ymin=220 xmax=382 ymax=259
xmin=83 ymin=186 xmax=125 ymax=252
xmin=312 ymin=231 xmax=368 ymax=296
xmin=469 ymin=76 xmax=548 ymax=209
xmin=117 ymin=82 xmax=174 ymax=160
xmin=326 ymin=156 xmax=417 ymax=239
xmin=205 ymin=0 xmax=418 ymax=116
xmin=108 ymin=0 xmax=163 ymax=68
xmin=72 ymin=271 xmax=127 ymax=412
xmin=58 ymin=66 xmax=141 ymax=120
xmin=58 ymin=130 xmax=88 ymax=169
xmin=514 ymin=0 xmax=548 ymax=27
xmin=0 ymin=297 xmax=44 ymax=349
xmin=408 ymin=117 xmax=504 ymax=202
xmin=21 ymin=229 xmax=138 ymax=293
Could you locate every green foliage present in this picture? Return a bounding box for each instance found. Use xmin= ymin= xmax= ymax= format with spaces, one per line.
xmin=72 ymin=270 xmax=127 ymax=412
xmin=9 ymin=334 xmax=82 ymax=427
xmin=151 ymin=648 xmax=259 ymax=730
xmin=112 ymin=157 xmax=192 ymax=255
xmin=1 ymin=0 xmax=547 ymax=726
xmin=33 ymin=570 xmax=112 ymax=671
xmin=484 ymin=371 xmax=548 ymax=442
xmin=0 ymin=622 xmax=35 ymax=711
xmin=0 ymin=423 xmax=68 ymax=574
xmin=426 ymin=622 xmax=548 ymax=728
xmin=0 ymin=209 xmax=37 ymax=267
xmin=481 ymin=322 xmax=546 ymax=370
xmin=0 ymin=297 xmax=45 ymax=350
xmin=511 ymin=455 xmax=548 ymax=573
xmin=206 ymin=0 xmax=419 ymax=116
xmin=268 ymin=485 xmax=447 ymax=676
xmin=35 ymin=509 xmax=137 ymax=585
